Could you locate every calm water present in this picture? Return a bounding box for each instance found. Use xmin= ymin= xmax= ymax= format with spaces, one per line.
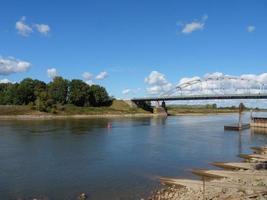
xmin=1 ymin=113 xmax=267 ymax=200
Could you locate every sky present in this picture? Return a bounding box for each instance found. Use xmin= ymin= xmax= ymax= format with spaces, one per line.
xmin=1 ymin=0 xmax=267 ymax=100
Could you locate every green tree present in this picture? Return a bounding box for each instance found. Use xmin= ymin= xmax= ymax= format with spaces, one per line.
xmin=48 ymin=76 xmax=69 ymax=104
xmin=68 ymin=79 xmax=90 ymax=106
xmin=0 ymin=83 xmax=8 ymax=104
xmin=4 ymin=83 xmax=20 ymax=105
xmin=16 ymin=78 xmax=36 ymax=104
xmin=88 ymin=85 xmax=110 ymax=106
xmin=33 ymin=80 xmax=47 ymax=97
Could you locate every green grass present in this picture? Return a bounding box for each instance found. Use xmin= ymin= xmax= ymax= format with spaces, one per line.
xmin=0 ymin=100 xmax=150 ymax=116
xmin=60 ymin=100 xmax=149 ymax=115
xmin=0 ymin=105 xmax=40 ymax=115
xmin=1 ymin=101 xmax=265 ymax=116
xmin=166 ymin=105 xmax=240 ymax=115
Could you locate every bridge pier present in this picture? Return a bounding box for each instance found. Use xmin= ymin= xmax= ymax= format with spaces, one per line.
xmin=131 ymin=100 xmax=168 ymax=115
xmin=153 ymin=106 xmax=168 ymax=115
xmin=153 ymin=100 xmax=168 ymax=116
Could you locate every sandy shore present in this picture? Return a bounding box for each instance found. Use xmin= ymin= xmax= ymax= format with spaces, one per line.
xmin=148 ymin=173 xmax=267 ymax=200
xmin=148 ymin=147 xmax=267 ymax=200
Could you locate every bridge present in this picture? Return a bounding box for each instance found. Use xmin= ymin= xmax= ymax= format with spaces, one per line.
xmin=132 ymin=93 xmax=267 ymax=102
xmin=132 ymin=75 xmax=267 ymax=103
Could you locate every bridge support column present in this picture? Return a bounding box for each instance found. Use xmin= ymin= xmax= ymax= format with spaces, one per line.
xmin=153 ymin=101 xmax=168 ymax=116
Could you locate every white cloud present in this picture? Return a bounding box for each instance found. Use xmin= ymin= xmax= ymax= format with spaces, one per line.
xmin=47 ymin=68 xmax=58 ymax=79
xmin=0 ymin=57 xmax=31 ymax=75
xmin=122 ymin=89 xmax=131 ymax=95
xmin=122 ymin=88 xmax=141 ymax=95
xmin=247 ymin=25 xmax=255 ymax=33
xmin=82 ymin=72 xmax=94 ymax=85
xmin=15 ymin=16 xmax=51 ymax=36
xmin=174 ymin=72 xmax=267 ymax=96
xmin=35 ymin=24 xmax=50 ymax=35
xmin=145 ymin=71 xmax=172 ymax=95
xmin=0 ymin=78 xmax=11 ymax=83
xmin=82 ymin=72 xmax=93 ymax=80
xmin=145 ymin=71 xmax=168 ymax=85
xmin=181 ymin=14 xmax=208 ymax=34
xmin=85 ymin=80 xmax=94 ymax=85
xmin=95 ymin=71 xmax=108 ymax=80
xmin=15 ymin=16 xmax=33 ymax=36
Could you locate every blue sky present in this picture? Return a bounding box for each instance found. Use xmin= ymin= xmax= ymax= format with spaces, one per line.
xmin=1 ymin=0 xmax=267 ymax=99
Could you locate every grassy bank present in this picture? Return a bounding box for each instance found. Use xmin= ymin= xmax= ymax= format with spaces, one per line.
xmin=167 ymin=107 xmax=239 ymax=115
xmin=166 ymin=104 xmax=267 ymax=115
xmin=1 ymin=101 xmax=265 ymax=117
xmin=0 ymin=100 xmax=150 ymax=116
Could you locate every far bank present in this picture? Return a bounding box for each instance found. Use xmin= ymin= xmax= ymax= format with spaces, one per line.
xmin=0 ymin=100 xmax=265 ymax=120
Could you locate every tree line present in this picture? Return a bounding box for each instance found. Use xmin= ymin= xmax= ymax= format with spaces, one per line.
xmin=0 ymin=77 xmax=111 ymax=112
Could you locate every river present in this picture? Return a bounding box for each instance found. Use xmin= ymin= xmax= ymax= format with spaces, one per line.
xmin=1 ymin=113 xmax=267 ymax=199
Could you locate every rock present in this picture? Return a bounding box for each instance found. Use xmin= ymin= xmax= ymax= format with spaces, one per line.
xmin=245 ymin=189 xmax=254 ymax=195
xmin=77 ymin=193 xmax=88 ymax=200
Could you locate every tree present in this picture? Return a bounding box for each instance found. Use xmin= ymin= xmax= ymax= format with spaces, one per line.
xmin=16 ymin=78 xmax=36 ymax=104
xmin=88 ymin=85 xmax=110 ymax=106
xmin=0 ymin=77 xmax=111 ymax=110
xmin=0 ymin=83 xmax=8 ymax=104
xmin=48 ymin=76 xmax=69 ymax=104
xmin=33 ymin=80 xmax=47 ymax=97
xmin=4 ymin=83 xmax=20 ymax=105
xmin=68 ymin=79 xmax=90 ymax=106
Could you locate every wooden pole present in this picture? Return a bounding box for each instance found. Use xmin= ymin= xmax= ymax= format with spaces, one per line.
xmin=203 ymin=177 xmax=205 ymax=200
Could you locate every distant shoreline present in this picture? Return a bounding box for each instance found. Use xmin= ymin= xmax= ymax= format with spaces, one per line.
xmin=0 ymin=113 xmax=157 ymax=120
xmin=0 ymin=112 xmax=242 ymax=120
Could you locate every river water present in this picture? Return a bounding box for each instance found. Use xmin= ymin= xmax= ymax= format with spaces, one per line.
xmin=1 ymin=113 xmax=267 ymax=200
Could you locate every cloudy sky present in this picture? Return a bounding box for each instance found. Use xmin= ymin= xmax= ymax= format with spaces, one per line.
xmin=0 ymin=0 xmax=267 ymax=100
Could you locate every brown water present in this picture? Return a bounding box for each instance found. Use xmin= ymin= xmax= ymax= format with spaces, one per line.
xmin=0 ymin=113 xmax=267 ymax=200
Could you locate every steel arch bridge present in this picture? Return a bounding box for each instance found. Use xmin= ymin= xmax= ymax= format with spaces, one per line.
xmin=132 ymin=76 xmax=267 ymax=102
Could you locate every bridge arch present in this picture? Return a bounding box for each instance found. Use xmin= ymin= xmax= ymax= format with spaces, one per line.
xmin=160 ymin=76 xmax=266 ymax=97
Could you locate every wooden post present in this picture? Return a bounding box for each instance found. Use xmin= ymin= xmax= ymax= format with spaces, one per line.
xmin=203 ymin=177 xmax=205 ymax=200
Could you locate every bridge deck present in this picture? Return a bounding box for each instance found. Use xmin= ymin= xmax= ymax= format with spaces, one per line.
xmin=132 ymin=93 xmax=267 ymax=102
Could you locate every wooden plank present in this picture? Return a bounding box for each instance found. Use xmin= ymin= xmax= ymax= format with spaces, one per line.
xmin=160 ymin=178 xmax=267 ymax=192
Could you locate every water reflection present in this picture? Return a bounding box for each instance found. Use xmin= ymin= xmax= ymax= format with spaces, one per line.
xmin=251 ymin=127 xmax=267 ymax=135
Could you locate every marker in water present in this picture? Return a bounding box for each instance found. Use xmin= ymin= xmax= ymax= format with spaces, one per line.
xmin=107 ymin=123 xmax=112 ymax=129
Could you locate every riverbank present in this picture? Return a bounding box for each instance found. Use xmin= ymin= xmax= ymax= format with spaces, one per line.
xmin=0 ymin=113 xmax=158 ymax=120
xmin=148 ymin=145 xmax=267 ymax=200
xmin=0 ymin=101 xmax=265 ymax=120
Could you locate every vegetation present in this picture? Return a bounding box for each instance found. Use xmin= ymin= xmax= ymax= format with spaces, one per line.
xmin=166 ymin=103 xmax=261 ymax=115
xmin=0 ymin=100 xmax=150 ymax=116
xmin=0 ymin=77 xmax=112 ymax=113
